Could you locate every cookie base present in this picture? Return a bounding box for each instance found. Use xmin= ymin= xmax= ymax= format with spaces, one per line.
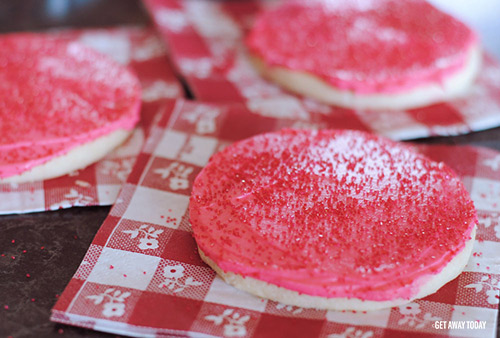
xmin=250 ymin=44 xmax=481 ymax=111
xmin=1 ymin=129 xmax=132 ymax=183
xmin=198 ymin=227 xmax=476 ymax=311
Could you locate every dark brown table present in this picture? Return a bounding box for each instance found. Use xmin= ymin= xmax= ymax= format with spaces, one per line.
xmin=0 ymin=1 xmax=498 ymax=337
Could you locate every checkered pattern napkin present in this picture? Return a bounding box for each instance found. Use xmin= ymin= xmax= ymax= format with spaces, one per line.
xmin=0 ymin=27 xmax=183 ymax=215
xmin=51 ymin=99 xmax=499 ymax=338
xmin=143 ymin=0 xmax=500 ymax=141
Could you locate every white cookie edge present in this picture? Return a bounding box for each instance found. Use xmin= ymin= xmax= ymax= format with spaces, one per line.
xmin=250 ymin=44 xmax=482 ymax=111
xmin=0 ymin=129 xmax=132 ymax=183
xmin=198 ymin=226 xmax=476 ymax=311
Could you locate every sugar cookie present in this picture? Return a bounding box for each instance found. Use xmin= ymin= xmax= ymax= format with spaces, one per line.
xmin=246 ymin=0 xmax=481 ymax=110
xmin=0 ymin=33 xmax=141 ymax=183
xmin=190 ymin=129 xmax=477 ymax=310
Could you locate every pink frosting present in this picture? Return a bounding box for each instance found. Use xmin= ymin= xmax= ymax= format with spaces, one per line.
xmin=190 ymin=129 xmax=477 ymax=301
xmin=246 ymin=0 xmax=478 ymax=94
xmin=0 ymin=33 xmax=141 ymax=179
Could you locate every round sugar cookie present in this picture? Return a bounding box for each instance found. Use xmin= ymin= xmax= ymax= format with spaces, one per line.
xmin=190 ymin=129 xmax=477 ymax=311
xmin=0 ymin=33 xmax=141 ymax=183
xmin=246 ymin=0 xmax=481 ymax=110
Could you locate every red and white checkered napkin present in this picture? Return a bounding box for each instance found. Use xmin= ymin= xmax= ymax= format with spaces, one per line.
xmin=51 ymin=99 xmax=499 ymax=338
xmin=143 ymin=0 xmax=500 ymax=141
xmin=0 ymin=27 xmax=183 ymax=215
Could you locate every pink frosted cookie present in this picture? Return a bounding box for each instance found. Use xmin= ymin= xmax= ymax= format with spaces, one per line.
xmin=190 ymin=129 xmax=477 ymax=311
xmin=0 ymin=33 xmax=141 ymax=183
xmin=246 ymin=0 xmax=481 ymax=110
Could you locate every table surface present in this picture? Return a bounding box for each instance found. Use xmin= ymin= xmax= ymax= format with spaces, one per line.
xmin=0 ymin=1 xmax=499 ymax=337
